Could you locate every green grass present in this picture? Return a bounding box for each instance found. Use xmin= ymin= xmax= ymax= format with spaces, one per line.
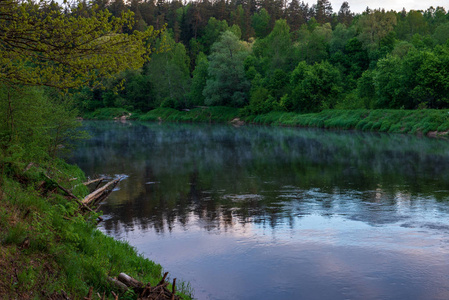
xmin=134 ymin=107 xmax=449 ymax=136
xmin=139 ymin=106 xmax=240 ymax=123
xmin=82 ymin=107 xmax=140 ymax=120
xmin=0 ymin=159 xmax=193 ymax=299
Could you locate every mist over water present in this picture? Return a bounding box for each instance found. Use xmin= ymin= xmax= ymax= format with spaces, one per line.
xmin=71 ymin=121 xmax=449 ymax=300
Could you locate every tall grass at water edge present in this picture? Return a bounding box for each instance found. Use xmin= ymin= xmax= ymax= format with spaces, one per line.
xmin=138 ymin=107 xmax=449 ymax=136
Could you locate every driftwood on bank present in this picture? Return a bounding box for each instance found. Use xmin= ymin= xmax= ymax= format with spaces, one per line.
xmin=107 ymin=272 xmax=180 ymax=300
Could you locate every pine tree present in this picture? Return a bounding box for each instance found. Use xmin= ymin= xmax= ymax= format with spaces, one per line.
xmin=314 ymin=0 xmax=333 ymax=24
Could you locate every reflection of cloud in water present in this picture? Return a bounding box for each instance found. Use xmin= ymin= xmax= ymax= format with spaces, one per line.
xmin=101 ymin=211 xmax=449 ymax=254
xmin=101 ymin=213 xmax=449 ymax=300
xmin=99 ymin=184 xmax=449 ymax=239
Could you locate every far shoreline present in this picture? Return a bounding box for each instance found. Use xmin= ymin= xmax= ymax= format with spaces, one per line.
xmin=81 ymin=107 xmax=449 ymax=138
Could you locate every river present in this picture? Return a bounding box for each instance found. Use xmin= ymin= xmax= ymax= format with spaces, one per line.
xmin=71 ymin=120 xmax=449 ymax=300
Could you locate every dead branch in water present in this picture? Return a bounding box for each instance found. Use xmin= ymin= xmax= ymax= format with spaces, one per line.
xmin=83 ymin=177 xmax=105 ymax=186
xmin=82 ymin=176 xmax=123 ymax=206
xmin=43 ymin=173 xmax=122 ymax=220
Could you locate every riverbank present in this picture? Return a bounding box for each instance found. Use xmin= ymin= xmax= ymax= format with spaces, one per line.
xmin=0 ymin=159 xmax=192 ymax=299
xmin=141 ymin=108 xmax=449 ymax=136
xmin=85 ymin=107 xmax=449 ymax=137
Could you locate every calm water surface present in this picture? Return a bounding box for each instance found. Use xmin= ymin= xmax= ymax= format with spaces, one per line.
xmin=71 ymin=121 xmax=449 ymax=300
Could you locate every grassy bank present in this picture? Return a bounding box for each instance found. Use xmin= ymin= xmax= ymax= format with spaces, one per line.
xmin=134 ymin=107 xmax=449 ymax=136
xmin=0 ymin=159 xmax=192 ymax=299
xmin=82 ymin=107 xmax=139 ymax=120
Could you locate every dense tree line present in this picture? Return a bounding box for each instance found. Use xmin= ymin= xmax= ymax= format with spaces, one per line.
xmin=73 ymin=0 xmax=449 ymax=113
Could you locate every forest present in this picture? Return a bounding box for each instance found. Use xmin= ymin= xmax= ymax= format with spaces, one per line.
xmin=0 ymin=0 xmax=448 ymax=298
xmin=73 ymin=0 xmax=449 ymax=115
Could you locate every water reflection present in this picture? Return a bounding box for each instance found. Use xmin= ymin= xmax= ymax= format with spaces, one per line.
xmin=71 ymin=121 xmax=449 ymax=300
xmin=72 ymin=121 xmax=449 ymax=234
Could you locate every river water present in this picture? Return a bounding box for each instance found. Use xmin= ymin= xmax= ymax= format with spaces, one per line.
xmin=71 ymin=121 xmax=449 ymax=300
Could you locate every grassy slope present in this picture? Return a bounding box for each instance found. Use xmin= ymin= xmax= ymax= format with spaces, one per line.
xmin=0 ymin=160 xmax=192 ymax=299
xmin=137 ymin=107 xmax=449 ymax=136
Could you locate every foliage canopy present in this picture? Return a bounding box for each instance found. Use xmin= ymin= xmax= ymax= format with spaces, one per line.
xmin=0 ymin=0 xmax=161 ymax=89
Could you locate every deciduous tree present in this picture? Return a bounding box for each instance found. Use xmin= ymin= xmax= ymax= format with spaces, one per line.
xmin=357 ymin=9 xmax=397 ymax=50
xmin=0 ymin=0 xmax=161 ymax=90
xmin=147 ymin=33 xmax=191 ymax=108
xmin=283 ymin=61 xmax=342 ymax=112
xmin=203 ymin=31 xmax=250 ymax=107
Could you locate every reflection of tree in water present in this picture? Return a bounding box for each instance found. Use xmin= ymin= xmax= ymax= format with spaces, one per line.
xmin=72 ymin=121 xmax=449 ymax=235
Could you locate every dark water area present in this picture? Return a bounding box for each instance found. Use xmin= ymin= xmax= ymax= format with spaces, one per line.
xmin=70 ymin=121 xmax=449 ymax=300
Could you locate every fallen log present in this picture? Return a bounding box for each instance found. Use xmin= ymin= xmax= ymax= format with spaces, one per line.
xmin=108 ymin=277 xmax=129 ymax=292
xmin=82 ymin=177 xmax=123 ymax=205
xmin=111 ymin=272 xmax=180 ymax=300
xmin=118 ymin=273 xmax=144 ymax=289
xmin=83 ymin=177 xmax=105 ymax=186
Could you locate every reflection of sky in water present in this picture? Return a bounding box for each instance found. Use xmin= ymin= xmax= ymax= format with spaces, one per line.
xmin=100 ymin=209 xmax=449 ymax=300
xmin=99 ymin=187 xmax=449 ymax=300
xmin=72 ymin=121 xmax=449 ymax=300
